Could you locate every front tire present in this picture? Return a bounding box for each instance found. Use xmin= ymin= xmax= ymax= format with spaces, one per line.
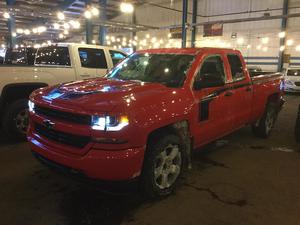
xmin=141 ymin=134 xmax=184 ymax=198
xmin=252 ymin=103 xmax=278 ymax=138
xmin=2 ymin=99 xmax=29 ymax=141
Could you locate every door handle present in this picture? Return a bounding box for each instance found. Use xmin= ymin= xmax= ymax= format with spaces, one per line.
xmin=80 ymin=74 xmax=90 ymax=77
xmin=224 ymin=91 xmax=233 ymax=97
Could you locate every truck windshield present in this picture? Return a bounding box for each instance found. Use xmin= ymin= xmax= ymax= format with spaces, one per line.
xmin=107 ymin=53 xmax=195 ymax=88
xmin=287 ymin=69 xmax=300 ymax=76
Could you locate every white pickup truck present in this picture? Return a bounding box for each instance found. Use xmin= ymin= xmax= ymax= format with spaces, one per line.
xmin=0 ymin=43 xmax=127 ymax=140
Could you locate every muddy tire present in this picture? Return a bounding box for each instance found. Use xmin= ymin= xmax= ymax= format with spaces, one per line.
xmin=2 ymin=99 xmax=29 ymax=141
xmin=295 ymin=105 xmax=300 ymax=142
xmin=141 ymin=134 xmax=184 ymax=198
xmin=252 ymin=103 xmax=278 ymax=138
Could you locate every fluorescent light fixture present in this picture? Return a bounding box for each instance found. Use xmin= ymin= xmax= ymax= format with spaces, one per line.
xmin=120 ymin=2 xmax=134 ymax=13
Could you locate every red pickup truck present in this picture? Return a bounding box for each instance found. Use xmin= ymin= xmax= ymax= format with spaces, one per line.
xmin=28 ymin=48 xmax=284 ymax=197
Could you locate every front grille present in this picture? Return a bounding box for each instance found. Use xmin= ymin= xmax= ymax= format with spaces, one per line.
xmin=35 ymin=123 xmax=90 ymax=148
xmin=35 ymin=105 xmax=91 ymax=125
xmin=294 ymin=82 xmax=300 ymax=86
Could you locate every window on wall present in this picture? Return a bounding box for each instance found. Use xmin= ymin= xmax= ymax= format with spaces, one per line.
xmin=227 ymin=54 xmax=245 ymax=82
xmin=195 ymin=55 xmax=226 ymax=83
xmin=109 ymin=50 xmax=127 ymax=66
xmin=78 ymin=48 xmax=107 ymax=69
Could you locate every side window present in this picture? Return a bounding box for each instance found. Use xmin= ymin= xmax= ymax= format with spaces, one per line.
xmin=227 ymin=54 xmax=245 ymax=82
xmin=35 ymin=47 xmax=71 ymax=66
xmin=109 ymin=50 xmax=127 ymax=66
xmin=195 ymin=55 xmax=226 ymax=84
xmin=78 ymin=48 xmax=107 ymax=69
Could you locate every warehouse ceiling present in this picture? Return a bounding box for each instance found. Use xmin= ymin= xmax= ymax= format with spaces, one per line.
xmin=0 ymin=0 xmax=155 ymax=42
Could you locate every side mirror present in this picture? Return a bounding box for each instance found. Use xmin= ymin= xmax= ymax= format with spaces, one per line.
xmin=194 ymin=73 xmax=225 ymax=90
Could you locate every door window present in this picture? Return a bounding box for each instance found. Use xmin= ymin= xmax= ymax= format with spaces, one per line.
xmin=109 ymin=50 xmax=127 ymax=66
xmin=227 ymin=54 xmax=245 ymax=82
xmin=78 ymin=48 xmax=107 ymax=69
xmin=194 ymin=55 xmax=226 ymax=85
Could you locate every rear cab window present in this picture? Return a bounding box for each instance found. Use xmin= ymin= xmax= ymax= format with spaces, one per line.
xmin=78 ymin=48 xmax=107 ymax=69
xmin=227 ymin=54 xmax=245 ymax=82
xmin=109 ymin=50 xmax=127 ymax=66
xmin=35 ymin=46 xmax=71 ymax=66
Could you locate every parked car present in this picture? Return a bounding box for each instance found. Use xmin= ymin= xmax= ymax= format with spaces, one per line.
xmin=0 ymin=43 xmax=127 ymax=140
xmin=283 ymin=67 xmax=300 ymax=92
xmin=28 ymin=48 xmax=284 ymax=197
xmin=296 ymin=104 xmax=300 ymax=142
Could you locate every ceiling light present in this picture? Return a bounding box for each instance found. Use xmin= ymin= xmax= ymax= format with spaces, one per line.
xmin=63 ymin=23 xmax=70 ymax=29
xmin=57 ymin=12 xmax=65 ymax=20
xmin=286 ymin=39 xmax=294 ymax=46
xmin=64 ymin=30 xmax=69 ymax=35
xmin=91 ymin=7 xmax=99 ymax=16
xmin=261 ymin=37 xmax=269 ymax=44
xmin=146 ymin=34 xmax=150 ymax=39
xmin=237 ymin=38 xmax=244 ymax=44
xmin=3 ymin=12 xmax=10 ymax=19
xmin=278 ymin=31 xmax=286 ymax=38
xmin=296 ymin=45 xmax=300 ymax=51
xmin=24 ymin=29 xmax=31 ymax=35
xmin=32 ymin=28 xmax=38 ymax=34
xmin=1 ymin=44 xmax=5 ymax=48
xmin=246 ymin=44 xmax=251 ymax=49
xmin=37 ymin=26 xmax=47 ymax=33
xmin=16 ymin=28 xmax=24 ymax=34
xmin=72 ymin=21 xmax=80 ymax=29
xmin=279 ymin=45 xmax=285 ymax=51
xmin=84 ymin=10 xmax=92 ymax=19
xmin=262 ymin=46 xmax=268 ymax=52
xmin=81 ymin=41 xmax=85 ymax=44
xmin=120 ymin=2 xmax=134 ymax=13
xmin=59 ymin=33 xmax=64 ymax=39
xmin=12 ymin=32 xmax=16 ymax=37
xmin=53 ymin=23 xmax=60 ymax=29
xmin=47 ymin=40 xmax=52 ymax=45
xmin=256 ymin=45 xmax=262 ymax=50
xmin=92 ymin=40 xmax=96 ymax=44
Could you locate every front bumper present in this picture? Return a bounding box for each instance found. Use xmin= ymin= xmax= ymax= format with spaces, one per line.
xmin=28 ymin=128 xmax=145 ymax=182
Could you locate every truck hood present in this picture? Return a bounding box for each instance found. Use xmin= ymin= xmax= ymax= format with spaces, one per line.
xmin=39 ymin=78 xmax=170 ymax=113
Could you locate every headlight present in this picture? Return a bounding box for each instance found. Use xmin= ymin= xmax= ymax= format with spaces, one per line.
xmin=91 ymin=115 xmax=129 ymax=131
xmin=28 ymin=100 xmax=35 ymax=113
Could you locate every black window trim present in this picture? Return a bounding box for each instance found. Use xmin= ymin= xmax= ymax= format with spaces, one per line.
xmin=193 ymin=54 xmax=227 ymax=89
xmin=227 ymin=53 xmax=246 ymax=83
xmin=34 ymin=46 xmax=72 ymax=68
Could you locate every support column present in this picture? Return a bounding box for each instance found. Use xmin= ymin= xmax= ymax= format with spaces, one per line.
xmin=278 ymin=0 xmax=289 ymax=71
xmin=6 ymin=0 xmax=16 ymax=48
xmin=7 ymin=15 xmax=16 ymax=48
xmin=181 ymin=0 xmax=188 ymax=48
xmin=98 ymin=0 xmax=107 ymax=45
xmin=132 ymin=10 xmax=137 ymax=51
xmin=85 ymin=0 xmax=93 ymax=44
xmin=191 ymin=0 xmax=198 ymax=48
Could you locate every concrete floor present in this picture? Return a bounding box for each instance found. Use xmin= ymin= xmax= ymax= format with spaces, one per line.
xmin=0 ymin=94 xmax=300 ymax=225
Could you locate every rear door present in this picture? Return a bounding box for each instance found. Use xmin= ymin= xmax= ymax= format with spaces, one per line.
xmin=76 ymin=47 xmax=108 ymax=79
xmin=226 ymin=53 xmax=252 ymax=129
xmin=192 ymin=54 xmax=233 ymax=146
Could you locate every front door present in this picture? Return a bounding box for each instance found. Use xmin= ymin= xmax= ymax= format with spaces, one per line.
xmin=192 ymin=54 xmax=233 ymax=147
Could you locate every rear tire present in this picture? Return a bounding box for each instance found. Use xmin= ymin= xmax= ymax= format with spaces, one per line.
xmin=252 ymin=103 xmax=278 ymax=138
xmin=141 ymin=134 xmax=184 ymax=198
xmin=2 ymin=99 xmax=29 ymax=141
xmin=295 ymin=105 xmax=300 ymax=142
